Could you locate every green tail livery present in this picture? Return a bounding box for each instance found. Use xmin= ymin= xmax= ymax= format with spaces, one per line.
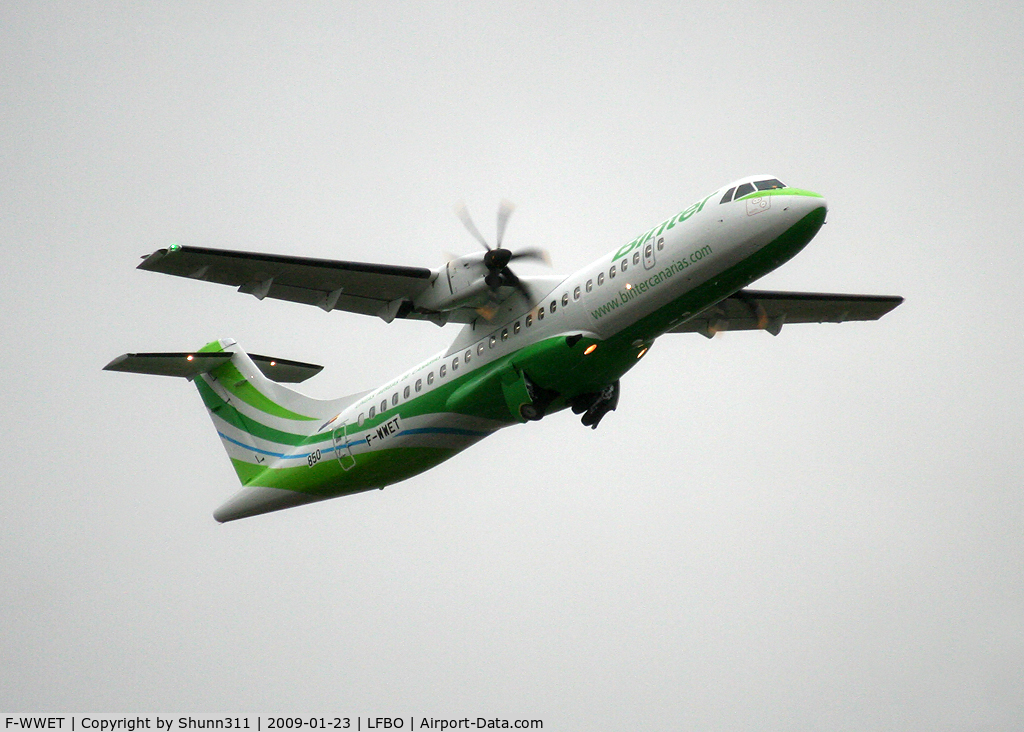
xmin=106 ymin=175 xmax=902 ymax=521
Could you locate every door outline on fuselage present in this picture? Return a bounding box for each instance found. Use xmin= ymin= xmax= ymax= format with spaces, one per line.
xmin=644 ymin=236 xmax=659 ymax=270
xmin=332 ymin=423 xmax=356 ymax=471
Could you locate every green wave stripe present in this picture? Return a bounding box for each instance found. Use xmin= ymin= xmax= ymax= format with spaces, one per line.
xmin=211 ymin=361 xmax=318 ymax=421
xmin=196 ymin=377 xmax=312 ymax=446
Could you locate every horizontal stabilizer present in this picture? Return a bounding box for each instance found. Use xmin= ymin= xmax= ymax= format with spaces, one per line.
xmin=104 ymin=351 xmax=323 ymax=383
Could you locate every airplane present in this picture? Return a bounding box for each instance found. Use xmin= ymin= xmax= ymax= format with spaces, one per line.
xmin=105 ymin=175 xmax=902 ymax=522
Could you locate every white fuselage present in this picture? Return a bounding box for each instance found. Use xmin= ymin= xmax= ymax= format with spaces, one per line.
xmin=334 ymin=182 xmax=826 ymax=435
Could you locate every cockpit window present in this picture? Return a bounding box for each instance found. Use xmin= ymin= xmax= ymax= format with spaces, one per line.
xmin=733 ymin=182 xmax=755 ymax=199
xmin=720 ymin=187 xmax=736 ymax=204
xmin=754 ymin=178 xmax=786 ymax=191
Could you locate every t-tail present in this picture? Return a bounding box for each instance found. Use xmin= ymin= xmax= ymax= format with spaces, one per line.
xmin=104 ymin=339 xmax=366 ymax=522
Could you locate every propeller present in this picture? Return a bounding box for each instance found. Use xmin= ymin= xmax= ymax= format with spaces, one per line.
xmin=454 ymin=200 xmax=550 ymax=316
xmin=495 ymin=199 xmax=514 ymax=249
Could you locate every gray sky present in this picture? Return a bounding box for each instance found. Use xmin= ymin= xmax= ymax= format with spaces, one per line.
xmin=2 ymin=2 xmax=1022 ymax=728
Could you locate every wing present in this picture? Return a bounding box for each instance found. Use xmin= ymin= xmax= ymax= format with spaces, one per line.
xmin=138 ymin=245 xmax=436 ymax=322
xmin=669 ymin=289 xmax=903 ymax=337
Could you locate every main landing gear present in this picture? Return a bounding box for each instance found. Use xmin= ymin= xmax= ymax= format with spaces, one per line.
xmin=515 ymin=374 xmax=620 ymax=429
xmin=519 ymin=373 xmax=559 ymax=421
xmin=570 ymin=380 xmax=620 ymax=430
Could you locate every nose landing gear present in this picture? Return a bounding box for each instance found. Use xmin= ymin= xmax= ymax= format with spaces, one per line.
xmin=569 ymin=380 xmax=620 ymax=429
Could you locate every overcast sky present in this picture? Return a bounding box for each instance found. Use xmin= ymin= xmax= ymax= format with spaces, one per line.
xmin=2 ymin=2 xmax=1023 ymax=728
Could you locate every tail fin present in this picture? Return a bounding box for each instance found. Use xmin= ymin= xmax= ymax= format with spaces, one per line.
xmin=105 ymin=337 xmax=363 ymax=488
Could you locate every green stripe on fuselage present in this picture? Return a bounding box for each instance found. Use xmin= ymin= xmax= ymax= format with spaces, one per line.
xmin=618 ymin=204 xmax=827 ymax=344
xmin=521 ymin=204 xmax=831 ymax=397
xmin=736 ymin=187 xmax=823 ymax=201
xmin=237 ymin=445 xmax=461 ymax=495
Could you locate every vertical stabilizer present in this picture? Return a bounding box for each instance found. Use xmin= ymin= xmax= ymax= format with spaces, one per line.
xmin=190 ymin=339 xmax=336 ymax=484
xmin=105 ymin=339 xmax=366 ymax=488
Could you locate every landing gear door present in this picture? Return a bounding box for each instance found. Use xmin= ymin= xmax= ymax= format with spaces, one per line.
xmin=332 ymin=423 xmax=356 ymax=471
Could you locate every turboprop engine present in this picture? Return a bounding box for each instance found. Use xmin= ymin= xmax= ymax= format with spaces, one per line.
xmin=411 ymin=201 xmax=549 ymax=318
xmin=412 ymin=252 xmax=497 ymax=313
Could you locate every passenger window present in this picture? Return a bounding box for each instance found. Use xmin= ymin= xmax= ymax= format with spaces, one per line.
xmin=464 ymin=349 xmax=471 ymax=363
xmin=550 ymin=300 xmax=557 ymax=313
xmin=514 ymin=321 xmax=521 ymax=335
xmin=656 ymin=237 xmax=664 ymax=251
xmin=380 ymin=399 xmax=387 ymax=413
xmin=440 ymin=364 xmax=446 ymax=378
xmin=734 ymin=182 xmax=755 ymax=199
xmin=574 ymin=286 xmax=581 ymax=300
xmin=598 ymin=272 xmax=605 ymax=285
xmin=586 ymin=279 xmax=593 ymax=292
xmin=452 ymin=356 xmax=459 ymax=371
xmin=368 ymin=406 xmax=376 ymax=419
xmin=403 ymin=385 xmax=410 ymax=399
xmin=621 ymin=259 xmax=628 ymax=272
xmin=609 ymin=266 xmax=616 ymax=279
xmin=415 ymin=379 xmax=422 ymax=392
xmin=489 ymin=335 xmax=496 ymax=348
xmin=428 ymin=371 xmax=434 ymax=384
xmin=501 ymin=328 xmax=508 ymax=341
xmin=561 ymin=293 xmax=569 ymax=307
xmin=755 ymin=178 xmax=785 ymax=190
xmin=720 ymin=187 xmax=736 ymax=204
xmin=633 ymin=252 xmax=640 ymax=266
xmin=526 ymin=314 xmax=533 ymax=327
xmin=537 ymin=307 xmax=545 ymax=321
xmin=392 ymin=393 xmax=398 ymax=406
xmin=477 ymin=343 xmax=484 ymax=355
xmin=358 ymin=412 xmax=365 ymax=426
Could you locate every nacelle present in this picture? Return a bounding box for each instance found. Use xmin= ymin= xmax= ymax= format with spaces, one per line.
xmin=413 ymin=253 xmax=493 ymax=312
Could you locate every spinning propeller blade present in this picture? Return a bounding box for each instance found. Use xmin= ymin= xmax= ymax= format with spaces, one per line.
xmin=454 ymin=202 xmax=491 ymax=251
xmin=454 ymin=200 xmax=549 ymax=311
xmin=495 ymin=199 xmax=515 ymax=249
xmin=507 ymin=247 xmax=551 ymax=266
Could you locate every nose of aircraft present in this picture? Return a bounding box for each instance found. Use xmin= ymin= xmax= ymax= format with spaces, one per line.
xmin=770 ymin=190 xmax=827 ymax=239
xmin=780 ymin=190 xmax=829 ymax=255
xmin=789 ymin=189 xmax=827 ymax=220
